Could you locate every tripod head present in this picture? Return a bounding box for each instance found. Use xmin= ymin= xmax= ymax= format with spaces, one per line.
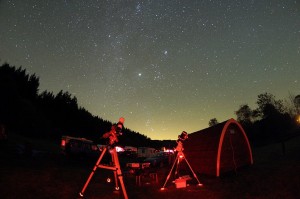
xmin=175 ymin=131 xmax=188 ymax=152
xmin=102 ymin=117 xmax=125 ymax=146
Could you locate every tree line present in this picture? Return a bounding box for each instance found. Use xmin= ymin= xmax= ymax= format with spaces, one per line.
xmin=0 ymin=63 xmax=174 ymax=148
xmin=209 ymin=92 xmax=300 ymax=148
xmin=1 ymin=63 xmax=299 ymax=149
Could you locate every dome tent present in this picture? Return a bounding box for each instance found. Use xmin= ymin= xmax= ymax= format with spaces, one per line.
xmin=184 ymin=118 xmax=253 ymax=177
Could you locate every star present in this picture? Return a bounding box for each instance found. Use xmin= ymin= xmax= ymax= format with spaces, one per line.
xmin=0 ymin=0 xmax=299 ymax=140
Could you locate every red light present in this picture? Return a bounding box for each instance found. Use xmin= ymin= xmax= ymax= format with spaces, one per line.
xmin=178 ymin=152 xmax=184 ymax=159
xmin=61 ymin=139 xmax=66 ymax=147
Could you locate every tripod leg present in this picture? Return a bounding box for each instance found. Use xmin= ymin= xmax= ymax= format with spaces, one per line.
xmin=161 ymin=155 xmax=179 ymax=190
xmin=79 ymin=147 xmax=108 ymax=197
xmin=117 ymin=171 xmax=128 ymax=199
xmin=174 ymin=157 xmax=181 ymax=178
xmin=183 ymin=154 xmax=203 ymax=186
xmin=111 ymin=149 xmax=119 ymax=190
xmin=112 ymin=148 xmax=128 ymax=199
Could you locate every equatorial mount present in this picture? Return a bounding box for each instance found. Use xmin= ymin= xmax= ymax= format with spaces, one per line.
xmin=175 ymin=131 xmax=188 ymax=152
xmin=102 ymin=117 xmax=125 ymax=146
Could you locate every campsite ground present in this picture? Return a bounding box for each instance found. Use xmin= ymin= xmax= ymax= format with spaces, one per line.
xmin=0 ymin=134 xmax=299 ymax=199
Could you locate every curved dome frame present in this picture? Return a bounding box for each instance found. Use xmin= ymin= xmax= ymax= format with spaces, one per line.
xmin=184 ymin=118 xmax=253 ymax=177
xmin=216 ymin=118 xmax=253 ymax=176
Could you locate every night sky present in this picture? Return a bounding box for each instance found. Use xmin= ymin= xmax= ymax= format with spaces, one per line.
xmin=1 ymin=0 xmax=299 ymax=140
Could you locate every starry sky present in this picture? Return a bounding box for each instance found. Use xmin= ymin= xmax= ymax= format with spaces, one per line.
xmin=1 ymin=0 xmax=299 ymax=140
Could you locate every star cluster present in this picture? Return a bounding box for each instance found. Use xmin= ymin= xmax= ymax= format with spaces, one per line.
xmin=1 ymin=0 xmax=299 ymax=140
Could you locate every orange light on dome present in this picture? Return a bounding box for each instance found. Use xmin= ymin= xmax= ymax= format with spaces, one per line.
xmin=296 ymin=115 xmax=300 ymax=124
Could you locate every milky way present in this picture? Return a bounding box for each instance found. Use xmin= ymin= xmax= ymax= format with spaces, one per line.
xmin=1 ymin=0 xmax=299 ymax=140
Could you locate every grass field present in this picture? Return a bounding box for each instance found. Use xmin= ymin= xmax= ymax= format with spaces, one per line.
xmin=0 ymin=134 xmax=299 ymax=199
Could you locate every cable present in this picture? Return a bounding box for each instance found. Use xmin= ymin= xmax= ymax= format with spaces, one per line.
xmin=229 ymin=131 xmax=237 ymax=174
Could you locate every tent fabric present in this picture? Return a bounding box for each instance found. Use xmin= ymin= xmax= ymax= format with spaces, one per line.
xmin=184 ymin=118 xmax=253 ymax=176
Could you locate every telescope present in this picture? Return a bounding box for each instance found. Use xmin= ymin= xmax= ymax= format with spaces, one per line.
xmin=175 ymin=131 xmax=188 ymax=152
xmin=102 ymin=117 xmax=125 ymax=146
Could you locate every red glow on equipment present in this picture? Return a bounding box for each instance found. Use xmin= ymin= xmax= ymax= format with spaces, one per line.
xmin=61 ymin=139 xmax=66 ymax=147
xmin=178 ymin=152 xmax=184 ymax=159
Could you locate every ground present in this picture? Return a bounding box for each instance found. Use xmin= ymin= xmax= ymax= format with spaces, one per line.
xmin=0 ymin=135 xmax=299 ymax=199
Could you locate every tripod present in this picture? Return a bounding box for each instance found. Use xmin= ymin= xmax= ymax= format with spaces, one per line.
xmin=161 ymin=132 xmax=203 ymax=190
xmin=79 ymin=118 xmax=128 ymax=199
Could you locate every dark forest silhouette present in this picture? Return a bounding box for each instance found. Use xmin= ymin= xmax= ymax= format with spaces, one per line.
xmin=0 ymin=63 xmax=299 ymax=149
xmin=233 ymin=92 xmax=300 ymax=149
xmin=0 ymin=63 xmax=175 ymax=149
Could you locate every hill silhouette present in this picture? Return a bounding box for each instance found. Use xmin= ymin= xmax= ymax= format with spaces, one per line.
xmin=1 ymin=62 xmax=299 ymax=150
xmin=0 ymin=63 xmax=175 ymax=149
